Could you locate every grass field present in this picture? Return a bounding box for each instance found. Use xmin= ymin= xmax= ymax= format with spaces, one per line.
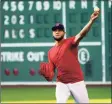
xmin=1 ymin=86 xmax=111 ymax=103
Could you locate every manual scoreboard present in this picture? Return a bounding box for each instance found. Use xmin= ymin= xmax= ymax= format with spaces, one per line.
xmin=1 ymin=0 xmax=111 ymax=84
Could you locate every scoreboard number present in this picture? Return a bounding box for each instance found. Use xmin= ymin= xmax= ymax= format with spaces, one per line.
xmin=3 ymin=1 xmax=24 ymax=11
xmin=4 ymin=15 xmax=25 ymax=25
xmin=3 ymin=1 xmax=9 ymax=11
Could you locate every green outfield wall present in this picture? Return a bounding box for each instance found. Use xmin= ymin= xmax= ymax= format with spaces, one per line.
xmin=1 ymin=0 xmax=111 ymax=84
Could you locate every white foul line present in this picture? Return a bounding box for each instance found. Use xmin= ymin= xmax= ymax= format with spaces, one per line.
xmin=1 ymin=81 xmax=111 ymax=86
xmin=62 ymin=1 xmax=66 ymax=39
xmin=1 ymin=42 xmax=101 ymax=47
xmin=101 ymin=1 xmax=106 ymax=83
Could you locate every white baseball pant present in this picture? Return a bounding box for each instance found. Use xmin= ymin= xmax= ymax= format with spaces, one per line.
xmin=56 ymin=81 xmax=89 ymax=103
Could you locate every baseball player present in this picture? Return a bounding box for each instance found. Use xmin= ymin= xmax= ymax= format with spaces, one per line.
xmin=39 ymin=9 xmax=100 ymax=103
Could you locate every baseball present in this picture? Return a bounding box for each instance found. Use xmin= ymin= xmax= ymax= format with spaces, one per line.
xmin=94 ymin=6 xmax=100 ymax=12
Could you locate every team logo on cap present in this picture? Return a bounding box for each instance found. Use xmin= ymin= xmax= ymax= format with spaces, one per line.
xmin=56 ymin=23 xmax=60 ymax=26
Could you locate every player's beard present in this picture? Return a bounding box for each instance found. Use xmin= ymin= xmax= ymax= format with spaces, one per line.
xmin=53 ymin=35 xmax=64 ymax=41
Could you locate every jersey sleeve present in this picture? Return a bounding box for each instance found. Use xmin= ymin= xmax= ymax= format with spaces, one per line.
xmin=48 ymin=51 xmax=56 ymax=72
xmin=67 ymin=36 xmax=79 ymax=46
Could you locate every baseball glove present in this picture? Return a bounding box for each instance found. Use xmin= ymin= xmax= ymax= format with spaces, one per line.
xmin=38 ymin=62 xmax=54 ymax=81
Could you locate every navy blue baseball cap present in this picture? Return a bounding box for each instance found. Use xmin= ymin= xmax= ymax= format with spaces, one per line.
xmin=52 ymin=23 xmax=65 ymax=31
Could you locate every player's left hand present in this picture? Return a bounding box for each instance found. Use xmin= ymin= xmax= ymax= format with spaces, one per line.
xmin=90 ymin=9 xmax=100 ymax=21
xmin=38 ymin=62 xmax=54 ymax=81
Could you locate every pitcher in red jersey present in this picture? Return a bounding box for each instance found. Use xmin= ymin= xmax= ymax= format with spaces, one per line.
xmin=39 ymin=10 xmax=100 ymax=103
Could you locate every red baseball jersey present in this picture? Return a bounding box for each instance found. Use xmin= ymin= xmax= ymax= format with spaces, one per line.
xmin=48 ymin=36 xmax=84 ymax=83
